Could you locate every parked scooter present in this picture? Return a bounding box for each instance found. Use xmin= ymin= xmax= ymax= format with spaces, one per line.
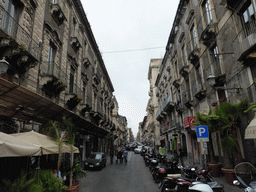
xmin=159 ymin=166 xmax=224 ymax=192
xmin=159 ymin=175 xmax=214 ymax=192
xmin=152 ymin=159 xmax=180 ymax=183
xmin=233 ymin=162 xmax=256 ymax=192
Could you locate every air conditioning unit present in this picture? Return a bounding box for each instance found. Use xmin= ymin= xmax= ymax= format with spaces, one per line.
xmin=242 ymin=34 xmax=256 ymax=52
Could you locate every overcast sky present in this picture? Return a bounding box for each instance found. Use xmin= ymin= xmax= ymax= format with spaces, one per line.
xmin=81 ymin=0 xmax=180 ymax=137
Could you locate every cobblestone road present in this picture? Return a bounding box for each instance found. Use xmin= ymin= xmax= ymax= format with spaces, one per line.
xmin=78 ymin=151 xmax=243 ymax=192
xmin=78 ymin=151 xmax=161 ymax=192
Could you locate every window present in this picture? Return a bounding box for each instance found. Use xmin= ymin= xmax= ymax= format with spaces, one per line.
xmin=190 ymin=24 xmax=198 ymax=49
xmin=195 ymin=65 xmax=203 ymax=87
xmin=82 ymin=81 xmax=86 ymax=104
xmin=69 ymin=66 xmax=75 ymax=93
xmin=2 ymin=0 xmax=22 ymax=37
xmin=48 ymin=42 xmax=56 ymax=75
xmin=175 ymin=61 xmax=179 ymax=79
xmin=240 ymin=1 xmax=255 ymax=37
xmin=202 ymin=0 xmax=213 ymax=25
xmin=182 ymin=45 xmax=187 ymax=65
xmin=210 ymin=44 xmax=221 ymax=75
xmin=71 ymin=18 xmax=76 ymax=37
xmin=186 ymin=78 xmax=191 ymax=100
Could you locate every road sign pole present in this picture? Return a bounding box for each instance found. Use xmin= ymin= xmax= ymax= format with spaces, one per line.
xmin=203 ymin=142 xmax=208 ymax=169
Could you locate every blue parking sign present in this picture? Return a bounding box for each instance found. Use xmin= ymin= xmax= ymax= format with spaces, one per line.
xmin=196 ymin=126 xmax=209 ymax=142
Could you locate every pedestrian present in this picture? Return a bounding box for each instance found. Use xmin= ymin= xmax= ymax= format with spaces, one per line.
xmin=110 ymin=148 xmax=114 ymax=164
xmin=123 ymin=148 xmax=128 ymax=163
xmin=115 ymin=148 xmax=118 ymax=164
xmin=118 ymin=149 xmax=123 ymax=163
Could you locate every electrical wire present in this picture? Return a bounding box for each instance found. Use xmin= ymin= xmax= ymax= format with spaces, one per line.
xmin=102 ymin=46 xmax=165 ymax=54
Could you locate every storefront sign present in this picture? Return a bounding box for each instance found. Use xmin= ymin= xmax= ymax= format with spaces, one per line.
xmin=184 ymin=116 xmax=196 ymax=128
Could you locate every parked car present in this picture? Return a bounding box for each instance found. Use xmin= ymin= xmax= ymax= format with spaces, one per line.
xmin=84 ymin=152 xmax=107 ymax=170
xmin=134 ymin=145 xmax=143 ymax=154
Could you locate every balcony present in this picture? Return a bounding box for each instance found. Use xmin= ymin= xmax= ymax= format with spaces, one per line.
xmin=175 ymin=101 xmax=183 ymax=114
xmin=183 ymin=94 xmax=193 ymax=108
xmin=93 ymin=72 xmax=100 ymax=85
xmin=173 ymin=78 xmax=181 ymax=88
xmin=188 ymin=48 xmax=200 ymax=67
xmin=82 ymin=57 xmax=91 ymax=69
xmin=220 ymin=0 xmax=242 ymax=10
xmin=70 ymin=36 xmax=81 ymax=52
xmin=40 ymin=61 xmax=68 ymax=85
xmin=0 ymin=6 xmax=40 ymax=75
xmin=179 ymin=65 xmax=189 ymax=79
xmin=194 ymin=83 xmax=206 ymax=100
xmin=50 ymin=0 xmax=67 ymax=25
xmin=156 ymin=95 xmax=175 ymax=119
xmin=200 ymin=23 xmax=217 ymax=46
xmin=238 ymin=20 xmax=256 ymax=65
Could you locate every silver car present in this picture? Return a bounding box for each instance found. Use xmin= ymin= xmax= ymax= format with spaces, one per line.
xmin=134 ymin=145 xmax=143 ymax=154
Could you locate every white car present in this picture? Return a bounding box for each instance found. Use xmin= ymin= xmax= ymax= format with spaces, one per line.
xmin=134 ymin=145 xmax=143 ymax=154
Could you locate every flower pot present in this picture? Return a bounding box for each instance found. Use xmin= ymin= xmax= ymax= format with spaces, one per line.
xmin=221 ymin=168 xmax=236 ymax=185
xmin=208 ymin=163 xmax=221 ymax=177
xmin=66 ymin=186 xmax=77 ymax=192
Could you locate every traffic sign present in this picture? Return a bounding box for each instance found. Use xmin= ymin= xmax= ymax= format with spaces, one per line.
xmin=196 ymin=125 xmax=209 ymax=142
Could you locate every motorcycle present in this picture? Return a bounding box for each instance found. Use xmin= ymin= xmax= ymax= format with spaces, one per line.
xmin=159 ymin=175 xmax=214 ymax=192
xmin=233 ymin=162 xmax=256 ymax=192
xmin=152 ymin=160 xmax=180 ymax=183
xmin=159 ymin=166 xmax=224 ymax=192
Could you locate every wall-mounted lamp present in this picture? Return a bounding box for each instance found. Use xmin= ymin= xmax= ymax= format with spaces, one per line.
xmin=85 ymin=111 xmax=89 ymax=118
xmin=207 ymin=74 xmax=241 ymax=91
xmin=0 ymin=57 xmax=10 ymax=75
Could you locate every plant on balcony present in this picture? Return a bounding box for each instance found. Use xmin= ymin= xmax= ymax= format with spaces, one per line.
xmin=66 ymin=95 xmax=82 ymax=110
xmin=18 ymin=44 xmax=26 ymax=52
xmin=80 ymin=105 xmax=92 ymax=117
xmin=42 ymin=77 xmax=67 ymax=98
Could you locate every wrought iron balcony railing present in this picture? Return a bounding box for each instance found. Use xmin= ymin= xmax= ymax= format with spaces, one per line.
xmin=0 ymin=5 xmax=40 ymax=60
xmin=40 ymin=61 xmax=68 ymax=85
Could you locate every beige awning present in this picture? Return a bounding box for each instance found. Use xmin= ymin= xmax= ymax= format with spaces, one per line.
xmin=0 ymin=132 xmax=41 ymax=157
xmin=245 ymin=117 xmax=256 ymax=139
xmin=11 ymin=131 xmax=79 ymax=154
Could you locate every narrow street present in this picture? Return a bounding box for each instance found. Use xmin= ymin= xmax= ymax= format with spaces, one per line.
xmin=78 ymin=151 xmax=160 ymax=192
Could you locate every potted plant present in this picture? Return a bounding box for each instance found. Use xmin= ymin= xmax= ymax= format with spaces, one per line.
xmin=195 ymin=100 xmax=248 ymax=181
xmin=43 ymin=78 xmax=67 ymax=98
xmin=194 ymin=112 xmax=222 ymax=177
xmin=212 ymin=100 xmax=247 ymax=183
xmin=66 ymin=95 xmax=82 ymax=110
xmin=42 ymin=120 xmax=65 ymax=177
xmin=72 ymin=161 xmax=86 ymax=190
xmin=62 ymin=118 xmax=77 ymax=190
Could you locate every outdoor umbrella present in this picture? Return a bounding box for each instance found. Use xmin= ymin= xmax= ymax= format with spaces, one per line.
xmin=245 ymin=117 xmax=256 ymax=139
xmin=0 ymin=132 xmax=41 ymax=157
xmin=11 ymin=130 xmax=79 ymax=154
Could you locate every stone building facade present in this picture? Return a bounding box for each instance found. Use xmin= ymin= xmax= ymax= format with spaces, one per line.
xmin=0 ymin=0 xmax=123 ymax=162
xmin=145 ymin=0 xmax=256 ymax=168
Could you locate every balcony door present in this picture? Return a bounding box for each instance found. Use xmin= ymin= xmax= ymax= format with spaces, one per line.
xmin=2 ymin=0 xmax=21 ymax=37
xmin=240 ymin=1 xmax=255 ymax=37
xmin=48 ymin=42 xmax=56 ymax=75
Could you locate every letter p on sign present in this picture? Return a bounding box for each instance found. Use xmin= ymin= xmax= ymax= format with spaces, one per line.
xmin=196 ymin=126 xmax=209 ymax=142
xmin=199 ymin=128 xmax=205 ymax=136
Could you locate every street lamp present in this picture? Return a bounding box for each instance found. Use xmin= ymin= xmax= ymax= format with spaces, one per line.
xmin=207 ymin=74 xmax=216 ymax=87
xmin=207 ymin=74 xmax=241 ymax=91
xmin=0 ymin=57 xmax=10 ymax=75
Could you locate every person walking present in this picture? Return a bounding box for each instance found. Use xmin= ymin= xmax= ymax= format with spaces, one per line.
xmin=110 ymin=148 xmax=114 ymax=164
xmin=123 ymin=148 xmax=128 ymax=163
xmin=118 ymin=149 xmax=123 ymax=163
xmin=115 ymin=148 xmax=118 ymax=164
